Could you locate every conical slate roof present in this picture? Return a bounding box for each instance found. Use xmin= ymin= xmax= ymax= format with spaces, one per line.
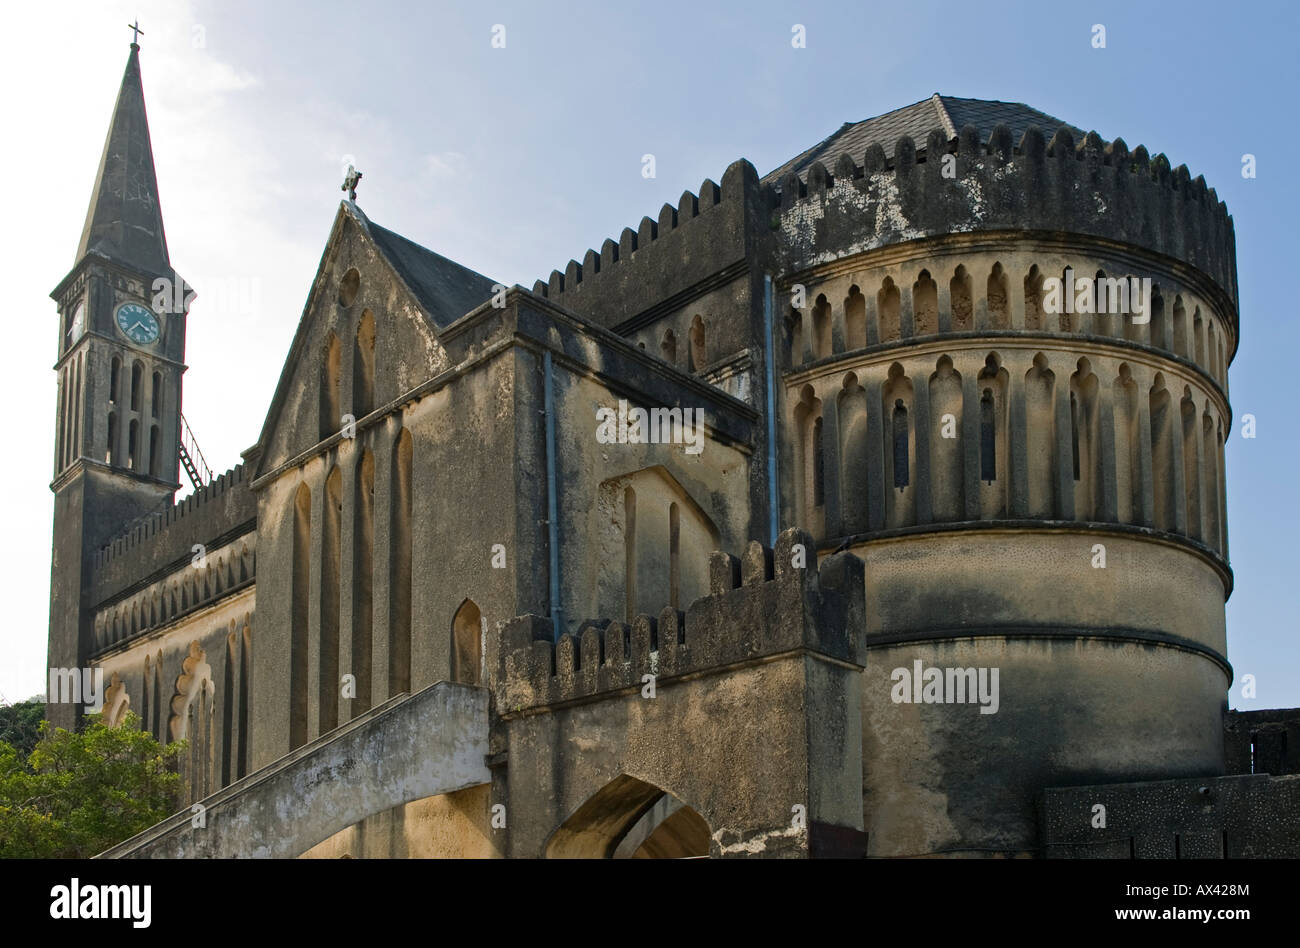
xmin=762 ymin=93 xmax=1085 ymax=186
xmin=76 ymin=44 xmax=170 ymax=274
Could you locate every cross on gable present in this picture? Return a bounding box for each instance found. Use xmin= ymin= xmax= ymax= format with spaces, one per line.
xmin=342 ymin=165 xmax=362 ymax=202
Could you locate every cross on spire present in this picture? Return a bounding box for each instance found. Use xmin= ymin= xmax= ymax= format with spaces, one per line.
xmin=127 ymin=20 xmax=144 ymax=47
xmin=341 ymin=164 xmax=362 ymax=202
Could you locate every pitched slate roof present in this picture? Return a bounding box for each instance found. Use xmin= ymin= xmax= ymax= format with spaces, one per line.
xmin=77 ymin=44 xmax=170 ymax=274
xmin=361 ymin=213 xmax=499 ymax=329
xmin=762 ymin=94 xmax=1085 ymax=186
xmin=251 ymin=202 xmax=503 ymax=479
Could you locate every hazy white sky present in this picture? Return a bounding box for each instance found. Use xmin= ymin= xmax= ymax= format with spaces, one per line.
xmin=4 ymin=0 xmax=1299 ymax=709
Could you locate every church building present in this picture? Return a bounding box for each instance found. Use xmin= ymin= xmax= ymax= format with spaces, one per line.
xmin=51 ymin=41 xmax=1300 ymax=858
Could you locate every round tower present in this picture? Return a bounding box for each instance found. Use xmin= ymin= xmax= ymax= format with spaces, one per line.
xmin=769 ymin=99 xmax=1237 ymax=856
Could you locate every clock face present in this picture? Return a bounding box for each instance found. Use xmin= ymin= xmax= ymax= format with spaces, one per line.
xmin=69 ymin=302 xmax=86 ymax=344
xmin=115 ymin=302 xmax=160 ymax=346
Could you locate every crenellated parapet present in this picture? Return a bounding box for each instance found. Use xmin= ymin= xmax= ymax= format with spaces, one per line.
xmin=768 ymin=124 xmax=1238 ymax=321
xmin=90 ymin=464 xmax=256 ymax=606
xmin=495 ymin=528 xmax=865 ymax=713
xmin=1224 ymin=709 xmax=1300 ymax=777
xmin=531 ymin=123 xmax=1237 ymax=344
xmin=530 ymin=159 xmax=763 ymax=331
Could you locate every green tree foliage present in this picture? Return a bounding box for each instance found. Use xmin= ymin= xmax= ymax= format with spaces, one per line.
xmin=0 ymin=699 xmax=44 ymax=762
xmin=0 ymin=711 xmax=185 ymax=858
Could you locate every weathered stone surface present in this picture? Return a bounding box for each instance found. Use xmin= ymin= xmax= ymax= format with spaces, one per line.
xmin=1043 ymin=773 xmax=1300 ymax=858
xmin=101 ymin=682 xmax=489 ymax=858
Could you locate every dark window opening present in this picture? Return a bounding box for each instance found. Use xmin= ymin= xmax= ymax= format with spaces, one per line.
xmin=813 ymin=417 xmax=825 ymax=505
xmin=130 ymin=363 xmax=143 ymax=412
xmin=892 ymin=399 xmax=910 ymax=489
xmin=1070 ymin=392 xmax=1081 ymax=481
xmin=980 ymin=389 xmax=996 ymax=483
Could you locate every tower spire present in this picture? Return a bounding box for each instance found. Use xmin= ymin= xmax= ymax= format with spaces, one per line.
xmin=75 ymin=40 xmax=169 ymax=275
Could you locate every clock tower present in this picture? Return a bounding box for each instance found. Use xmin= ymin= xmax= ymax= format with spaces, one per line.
xmin=46 ymin=38 xmax=194 ymax=729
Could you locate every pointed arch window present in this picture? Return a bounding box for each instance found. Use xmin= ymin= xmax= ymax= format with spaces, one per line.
xmin=130 ymin=361 xmax=143 ymax=412
xmin=878 ymin=278 xmax=901 ymax=342
xmin=813 ymin=417 xmax=825 ymax=505
xmin=812 ymin=296 xmax=832 ymax=358
xmin=913 ymin=271 xmax=938 ymax=336
xmin=223 ymin=631 xmax=236 ymax=788
xmin=353 ymin=451 xmax=375 ymax=711
xmin=151 ymin=656 xmax=163 ymax=740
xmin=892 ymin=400 xmax=910 ymax=489
xmin=451 ymin=600 xmax=483 ymax=686
xmin=1070 ymin=392 xmax=1081 ymax=481
xmin=57 ymin=369 xmax=67 ymax=471
xmin=669 ymin=502 xmax=681 ymax=610
xmin=987 ymin=263 xmax=1009 ymax=329
xmin=688 ymin=315 xmax=706 ymax=371
xmin=661 ymin=329 xmax=677 ymax=366
xmin=390 ymin=431 xmax=413 ymax=699
xmin=845 ymin=287 xmax=866 ymax=349
xmin=143 ymin=656 xmax=152 ymax=741
xmin=980 ymin=389 xmax=996 ymax=483
xmin=353 ymin=311 xmax=376 ymax=417
xmin=321 ymin=468 xmax=343 ymax=732
xmin=949 ymin=266 xmax=972 ymax=332
xmin=1024 ymin=265 xmax=1044 ymax=330
xmin=290 ymin=484 xmax=311 ymax=750
xmin=238 ymin=622 xmax=252 ymax=779
xmin=71 ymin=356 xmax=83 ymax=465
xmin=319 ymin=333 xmax=341 ymax=441
xmin=1149 ymin=379 xmax=1175 ymax=531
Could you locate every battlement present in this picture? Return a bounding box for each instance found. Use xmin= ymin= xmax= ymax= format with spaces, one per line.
xmin=495 ymin=528 xmax=865 ymax=713
xmin=90 ymin=464 xmax=257 ymax=605
xmin=769 ymin=123 xmax=1239 ymax=316
xmin=530 ymin=123 xmax=1237 ymax=338
xmin=530 ymin=159 xmax=762 ymax=330
xmin=1225 ymin=708 xmax=1300 ymax=776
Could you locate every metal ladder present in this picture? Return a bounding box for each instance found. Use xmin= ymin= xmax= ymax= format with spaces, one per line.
xmin=179 ymin=413 xmax=212 ymax=490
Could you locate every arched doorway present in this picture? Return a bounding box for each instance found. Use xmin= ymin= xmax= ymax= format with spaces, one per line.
xmin=545 ymin=774 xmax=710 ymax=858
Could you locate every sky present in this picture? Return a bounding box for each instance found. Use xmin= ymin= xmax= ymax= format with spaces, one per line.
xmin=2 ymin=0 xmax=1297 ymax=710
